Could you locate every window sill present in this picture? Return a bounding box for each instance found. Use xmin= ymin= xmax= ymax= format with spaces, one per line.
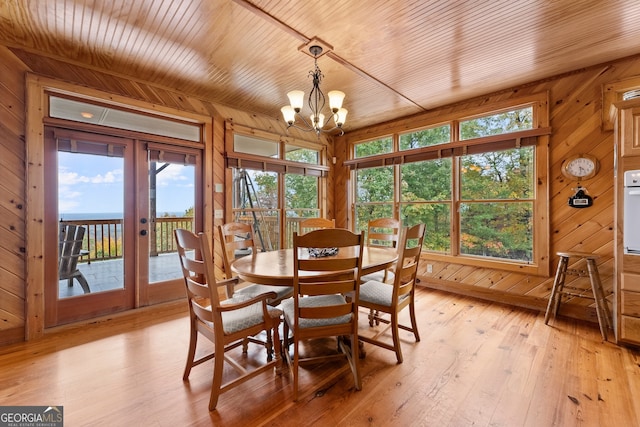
xmin=421 ymin=251 xmax=549 ymax=277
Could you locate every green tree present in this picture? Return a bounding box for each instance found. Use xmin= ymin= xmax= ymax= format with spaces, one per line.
xmin=458 ymin=108 xmax=534 ymax=260
xmin=284 ymin=148 xmax=319 ymax=214
xmin=401 ymin=158 xmax=452 ymax=252
xmin=252 ymin=172 xmax=277 ymax=209
xmin=285 ymin=174 xmax=318 ymax=212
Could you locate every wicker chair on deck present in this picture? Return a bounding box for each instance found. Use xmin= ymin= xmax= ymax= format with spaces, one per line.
xmin=58 ymin=223 xmax=91 ymax=294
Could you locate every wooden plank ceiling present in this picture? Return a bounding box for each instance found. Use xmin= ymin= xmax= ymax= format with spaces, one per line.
xmin=1 ymin=0 xmax=640 ymax=131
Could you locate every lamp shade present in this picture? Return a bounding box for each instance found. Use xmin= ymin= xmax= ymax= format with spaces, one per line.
xmin=328 ymin=91 xmax=345 ymax=112
xmin=287 ymin=90 xmax=305 ymax=112
xmin=311 ymin=113 xmax=325 ymax=129
xmin=335 ymin=108 xmax=348 ymax=126
xmin=281 ymin=106 xmax=296 ymax=124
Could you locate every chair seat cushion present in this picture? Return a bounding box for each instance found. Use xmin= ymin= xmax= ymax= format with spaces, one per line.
xmin=359 ymin=280 xmax=408 ymax=307
xmin=281 ymin=295 xmax=352 ymax=329
xmin=235 ymin=284 xmax=294 ymax=305
xmin=361 ymin=270 xmax=395 ymax=283
xmin=219 ymin=295 xmax=281 ymax=335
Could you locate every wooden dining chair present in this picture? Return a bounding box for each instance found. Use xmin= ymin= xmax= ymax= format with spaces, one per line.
xmin=358 ymin=223 xmax=425 ymax=364
xmin=298 ymin=217 xmax=335 ymax=234
xmin=361 ymin=217 xmax=401 ymax=283
xmin=218 ymin=222 xmax=293 ymax=305
xmin=282 ymin=228 xmax=364 ymax=401
xmin=174 ymin=229 xmax=282 ymax=411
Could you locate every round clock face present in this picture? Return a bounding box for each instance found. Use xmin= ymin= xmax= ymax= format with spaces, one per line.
xmin=562 ymin=155 xmax=599 ymax=180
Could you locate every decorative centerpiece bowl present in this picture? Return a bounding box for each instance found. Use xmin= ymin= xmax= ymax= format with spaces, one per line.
xmin=308 ymin=247 xmax=339 ymax=257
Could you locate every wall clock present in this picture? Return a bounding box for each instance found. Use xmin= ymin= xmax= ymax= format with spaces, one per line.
xmin=561 ymin=154 xmax=600 ymax=180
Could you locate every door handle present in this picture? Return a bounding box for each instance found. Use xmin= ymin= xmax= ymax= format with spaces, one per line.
xmin=140 ymin=229 xmax=147 ymax=236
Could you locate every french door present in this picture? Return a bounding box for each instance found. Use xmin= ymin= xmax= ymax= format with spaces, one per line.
xmin=44 ymin=126 xmax=201 ymax=326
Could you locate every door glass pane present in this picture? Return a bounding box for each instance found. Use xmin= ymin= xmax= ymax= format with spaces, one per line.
xmin=148 ymin=161 xmax=195 ymax=284
xmin=58 ymin=152 xmax=124 ymax=298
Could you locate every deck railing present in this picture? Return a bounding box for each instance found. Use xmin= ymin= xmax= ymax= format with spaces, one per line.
xmin=233 ymin=209 xmax=321 ymax=250
xmin=61 ymin=211 xmax=322 ymax=262
xmin=60 ymin=217 xmax=194 ymax=262
xmin=152 ymin=217 xmax=194 ymax=255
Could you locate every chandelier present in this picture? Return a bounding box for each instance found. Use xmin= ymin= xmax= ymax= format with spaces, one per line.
xmin=281 ymin=45 xmax=348 ymax=135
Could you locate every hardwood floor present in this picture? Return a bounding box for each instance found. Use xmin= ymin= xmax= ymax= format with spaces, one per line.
xmin=1 ymin=287 xmax=639 ymax=426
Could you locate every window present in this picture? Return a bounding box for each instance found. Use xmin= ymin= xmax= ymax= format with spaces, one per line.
xmin=400 ymin=124 xmax=450 ymax=150
xmin=460 ymin=107 xmax=532 ymax=140
xmin=226 ymin=125 xmax=329 ymax=249
xmin=354 ymin=166 xmax=394 ymax=234
xmin=49 ymin=96 xmax=201 ymax=142
xmin=285 ymin=144 xmax=319 ymax=164
xmin=459 ymin=147 xmax=534 ymax=261
xmin=234 ymin=134 xmax=278 ymax=157
xmin=284 ymin=173 xmax=319 ymax=247
xmin=354 ymin=137 xmax=393 ymax=158
xmin=400 ymin=158 xmax=452 ymax=253
xmin=232 ymin=168 xmax=321 ymax=250
xmin=347 ymin=94 xmax=549 ymax=275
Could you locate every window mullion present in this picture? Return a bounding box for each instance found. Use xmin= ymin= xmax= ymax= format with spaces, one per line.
xmin=394 ymin=163 xmax=401 ymax=221
xmin=451 ymin=156 xmax=461 ymax=256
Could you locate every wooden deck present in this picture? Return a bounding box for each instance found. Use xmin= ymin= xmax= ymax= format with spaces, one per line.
xmin=59 ymin=252 xmax=183 ymax=298
xmin=1 ymin=287 xmax=639 ymax=426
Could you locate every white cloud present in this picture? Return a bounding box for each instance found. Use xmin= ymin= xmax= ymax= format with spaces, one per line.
xmin=155 ymin=164 xmax=189 ymax=187
xmin=58 ymin=170 xmax=90 ymax=185
xmin=59 ymin=167 xmax=123 ymax=185
xmin=91 ymin=169 xmax=123 ymax=184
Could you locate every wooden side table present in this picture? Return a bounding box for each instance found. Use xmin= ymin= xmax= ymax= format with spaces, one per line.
xmin=544 ymin=251 xmax=612 ymax=340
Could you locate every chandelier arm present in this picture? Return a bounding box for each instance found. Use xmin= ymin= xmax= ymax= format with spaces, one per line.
xmin=292 ymin=113 xmax=315 ymax=131
xmin=287 ymin=123 xmax=315 ymax=133
xmin=285 ymin=120 xmax=344 ymax=136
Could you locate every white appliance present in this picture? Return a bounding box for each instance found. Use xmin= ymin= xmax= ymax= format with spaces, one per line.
xmin=624 ymin=169 xmax=640 ymax=254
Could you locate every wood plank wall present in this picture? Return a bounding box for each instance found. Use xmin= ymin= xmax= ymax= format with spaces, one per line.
xmin=1 ymin=44 xmax=640 ymax=345
xmin=0 ymin=46 xmax=29 ymax=344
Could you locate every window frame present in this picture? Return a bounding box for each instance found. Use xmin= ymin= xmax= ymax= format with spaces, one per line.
xmin=346 ymin=93 xmax=550 ymax=276
xmin=224 ymin=122 xmax=329 ymax=249
xmin=225 ymin=122 xmax=329 ymax=177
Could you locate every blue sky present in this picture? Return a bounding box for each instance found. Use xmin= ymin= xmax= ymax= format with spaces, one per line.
xmin=58 ymin=152 xmax=194 ymax=215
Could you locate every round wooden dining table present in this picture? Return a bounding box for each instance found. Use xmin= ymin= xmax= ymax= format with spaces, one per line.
xmin=231 ymin=246 xmax=398 ymax=286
